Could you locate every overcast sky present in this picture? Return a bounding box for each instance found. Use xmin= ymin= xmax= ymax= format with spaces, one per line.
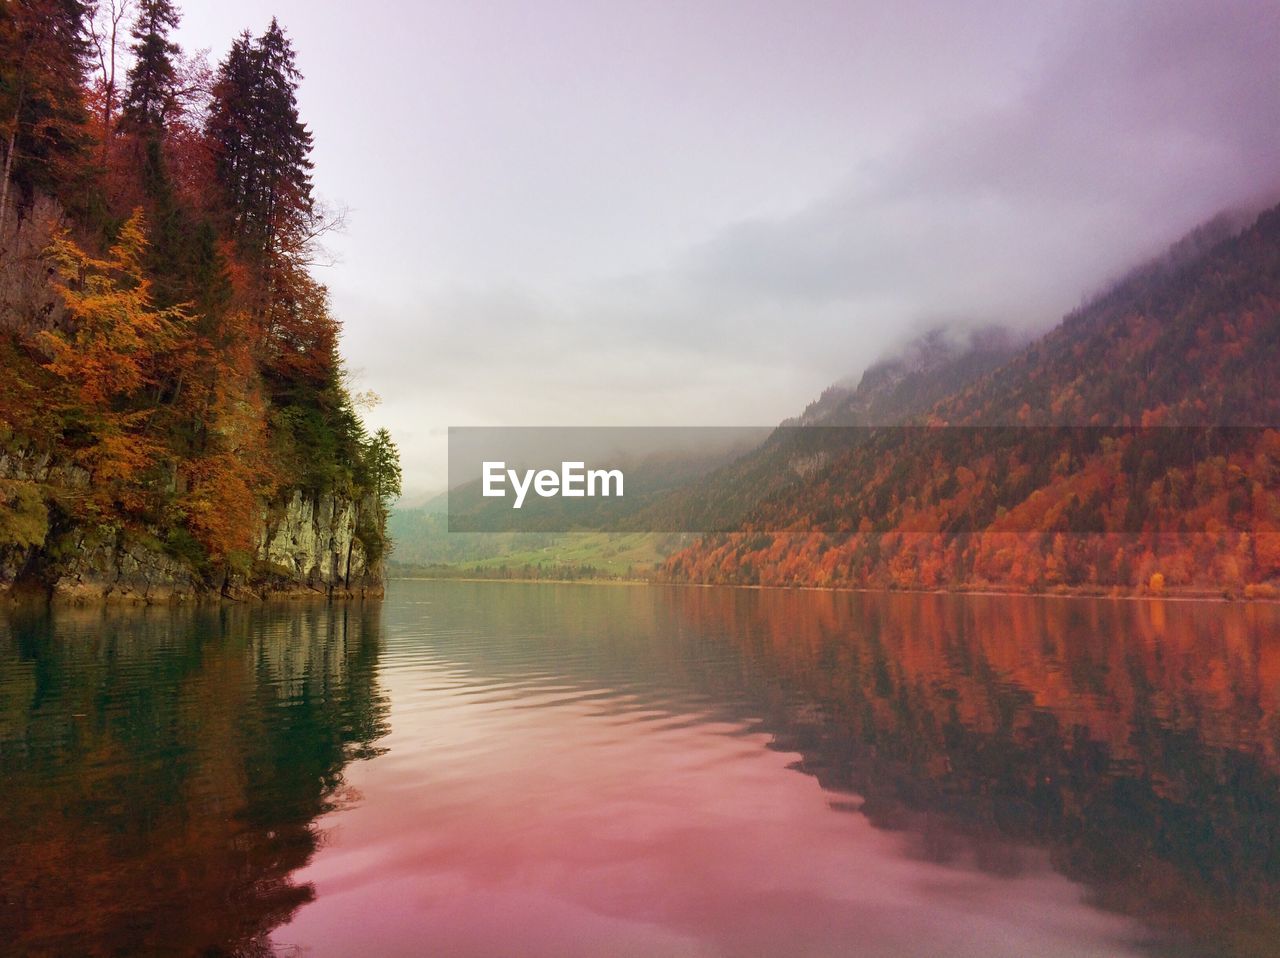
xmin=173 ymin=0 xmax=1280 ymax=494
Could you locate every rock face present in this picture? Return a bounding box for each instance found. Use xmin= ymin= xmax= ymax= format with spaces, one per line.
xmin=0 ymin=450 xmax=385 ymax=604
xmin=240 ymin=490 xmax=384 ymax=600
xmin=47 ymin=529 xmax=205 ymax=604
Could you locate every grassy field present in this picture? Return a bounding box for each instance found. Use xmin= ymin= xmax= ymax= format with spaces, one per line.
xmin=388 ymin=531 xmax=684 ymax=579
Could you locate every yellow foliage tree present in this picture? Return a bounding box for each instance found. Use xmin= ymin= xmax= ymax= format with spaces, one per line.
xmin=38 ymin=210 xmax=191 ymax=507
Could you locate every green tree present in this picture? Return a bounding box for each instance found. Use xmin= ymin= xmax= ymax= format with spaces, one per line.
xmin=205 ymin=18 xmax=314 ymax=261
xmin=119 ymin=0 xmax=181 ymax=135
xmin=0 ymin=0 xmax=91 ymax=227
xmin=365 ymin=427 xmax=402 ymax=511
xmin=203 ymin=31 xmax=254 ymax=224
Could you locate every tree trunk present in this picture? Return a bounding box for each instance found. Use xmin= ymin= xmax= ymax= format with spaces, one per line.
xmin=0 ymin=110 xmax=20 ymax=247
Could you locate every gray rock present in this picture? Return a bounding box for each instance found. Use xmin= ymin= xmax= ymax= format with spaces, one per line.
xmin=2 ymin=448 xmax=385 ymax=604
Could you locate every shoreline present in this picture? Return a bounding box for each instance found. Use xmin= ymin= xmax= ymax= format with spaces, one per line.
xmin=2 ymin=585 xmax=385 ymax=609
xmin=388 ymin=574 xmax=1280 ymax=605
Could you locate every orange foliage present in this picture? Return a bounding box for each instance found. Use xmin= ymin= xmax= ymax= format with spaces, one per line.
xmin=37 ymin=210 xmax=190 ymax=508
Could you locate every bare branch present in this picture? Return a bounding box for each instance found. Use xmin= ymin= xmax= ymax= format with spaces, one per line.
xmin=275 ymin=199 xmax=350 ymax=268
xmin=87 ymin=0 xmax=131 ymax=149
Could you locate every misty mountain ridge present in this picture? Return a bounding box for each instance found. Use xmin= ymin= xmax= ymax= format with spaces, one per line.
xmin=663 ymin=199 xmax=1280 ymax=595
xmin=790 ymin=325 xmax=1024 ymax=428
xmin=390 ymin=201 xmax=1271 ymax=584
xmin=785 ymin=205 xmax=1260 ymax=433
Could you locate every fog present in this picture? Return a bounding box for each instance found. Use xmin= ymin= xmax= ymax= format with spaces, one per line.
xmin=173 ymin=0 xmax=1280 ymax=492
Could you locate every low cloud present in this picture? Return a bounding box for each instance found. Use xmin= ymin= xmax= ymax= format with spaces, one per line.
xmin=330 ymin=0 xmax=1280 ymax=492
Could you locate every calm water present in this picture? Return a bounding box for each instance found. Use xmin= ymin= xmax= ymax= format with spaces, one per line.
xmin=2 ymin=581 xmax=1279 ymax=957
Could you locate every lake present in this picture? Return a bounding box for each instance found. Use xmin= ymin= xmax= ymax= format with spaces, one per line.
xmin=2 ymin=580 xmax=1278 ymax=957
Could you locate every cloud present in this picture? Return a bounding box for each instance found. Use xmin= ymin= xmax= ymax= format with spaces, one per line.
xmin=324 ymin=0 xmax=1280 ymax=492
xmin=683 ymin=0 xmax=1280 ymax=325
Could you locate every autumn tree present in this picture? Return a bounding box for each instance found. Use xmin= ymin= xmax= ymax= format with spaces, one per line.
xmin=39 ymin=208 xmax=189 ymax=504
xmin=86 ymin=0 xmax=130 ymax=166
xmin=179 ymin=331 xmax=278 ymax=560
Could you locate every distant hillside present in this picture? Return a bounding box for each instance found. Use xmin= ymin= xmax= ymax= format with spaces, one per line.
xmin=392 ymin=327 xmax=1022 ymax=577
xmin=625 ymin=325 xmax=1020 ymax=533
xmin=388 ymin=505 xmax=558 ymax=567
xmin=790 ymin=325 xmax=1023 ymax=427
xmin=664 ymin=205 xmax=1280 ymax=597
xmin=442 ymin=429 xmax=768 ymax=534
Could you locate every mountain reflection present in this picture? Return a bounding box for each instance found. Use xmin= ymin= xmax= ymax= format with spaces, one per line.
xmin=4 ymin=585 xmax=1279 ymax=957
xmin=360 ymin=583 xmax=1280 ymax=957
xmin=0 ymin=602 xmax=389 ymax=958
xmin=666 ymin=588 xmax=1280 ymax=955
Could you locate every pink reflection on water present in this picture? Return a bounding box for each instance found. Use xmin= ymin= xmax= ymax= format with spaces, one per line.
xmin=273 ymin=655 xmax=1148 ymax=958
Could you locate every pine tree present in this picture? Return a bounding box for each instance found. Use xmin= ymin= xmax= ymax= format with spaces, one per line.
xmin=366 ymin=428 xmax=402 ymax=508
xmin=0 ymin=0 xmax=91 ymax=228
xmin=204 ymin=31 xmax=255 ymax=221
xmin=252 ymin=18 xmax=314 ymax=258
xmin=119 ymin=0 xmax=181 ymax=135
xmin=116 ymin=1 xmax=221 ymax=311
xmin=205 ymin=19 xmax=314 ymax=261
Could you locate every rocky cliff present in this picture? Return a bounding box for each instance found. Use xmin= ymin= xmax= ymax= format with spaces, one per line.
xmin=239 ymin=490 xmax=384 ymax=601
xmin=0 ymin=449 xmax=384 ymax=604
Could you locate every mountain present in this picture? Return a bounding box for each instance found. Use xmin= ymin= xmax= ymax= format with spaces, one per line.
xmin=623 ymin=325 xmax=1021 ymax=534
xmin=790 ymin=325 xmax=1024 ymax=427
xmin=663 ymin=205 xmax=1280 ymax=597
xmin=393 ymin=327 xmax=1019 ymax=578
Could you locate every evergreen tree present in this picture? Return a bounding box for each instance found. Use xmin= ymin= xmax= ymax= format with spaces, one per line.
xmin=252 ymin=18 xmax=314 ymax=257
xmin=0 ymin=0 xmax=91 ymax=226
xmin=119 ymin=0 xmax=181 ymax=136
xmin=366 ymin=428 xmax=402 ymax=508
xmin=205 ymin=19 xmax=314 ymax=261
xmin=117 ymin=1 xmax=223 ymax=312
xmin=204 ymin=31 xmax=256 ymax=219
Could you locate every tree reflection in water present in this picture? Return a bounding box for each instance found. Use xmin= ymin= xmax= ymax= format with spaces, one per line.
xmin=666 ymin=588 xmax=1280 ymax=956
xmin=3 ymin=586 xmax=1279 ymax=957
xmin=0 ymin=601 xmax=389 ymax=958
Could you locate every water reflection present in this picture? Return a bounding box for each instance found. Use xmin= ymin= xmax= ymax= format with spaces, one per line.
xmin=0 ymin=602 xmax=388 ymax=957
xmin=3 ymin=584 xmax=1278 ymax=957
xmin=278 ymin=582 xmax=1280 ymax=958
xmin=669 ymin=588 xmax=1280 ymax=956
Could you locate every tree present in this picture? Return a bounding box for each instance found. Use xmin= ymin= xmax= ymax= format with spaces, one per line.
xmin=119 ymin=0 xmax=180 ymax=135
xmin=205 ymin=19 xmax=314 ymax=261
xmin=86 ymin=0 xmax=130 ymax=165
xmin=0 ymin=0 xmax=92 ymax=231
xmin=259 ymin=254 xmax=338 ymax=384
xmin=202 ymin=31 xmax=253 ymax=220
xmin=249 ymin=18 xmax=313 ymax=258
xmin=365 ymin=428 xmax=402 ymax=511
xmin=38 ymin=208 xmax=189 ymax=501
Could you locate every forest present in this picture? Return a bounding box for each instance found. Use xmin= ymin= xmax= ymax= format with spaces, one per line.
xmin=663 ymin=205 xmax=1280 ymax=597
xmin=0 ymin=0 xmax=399 ymax=588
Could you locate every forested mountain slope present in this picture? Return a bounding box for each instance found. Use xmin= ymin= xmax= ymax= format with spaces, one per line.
xmin=621 ymin=326 xmax=1020 ymax=534
xmin=664 ymin=205 xmax=1280 ymax=596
